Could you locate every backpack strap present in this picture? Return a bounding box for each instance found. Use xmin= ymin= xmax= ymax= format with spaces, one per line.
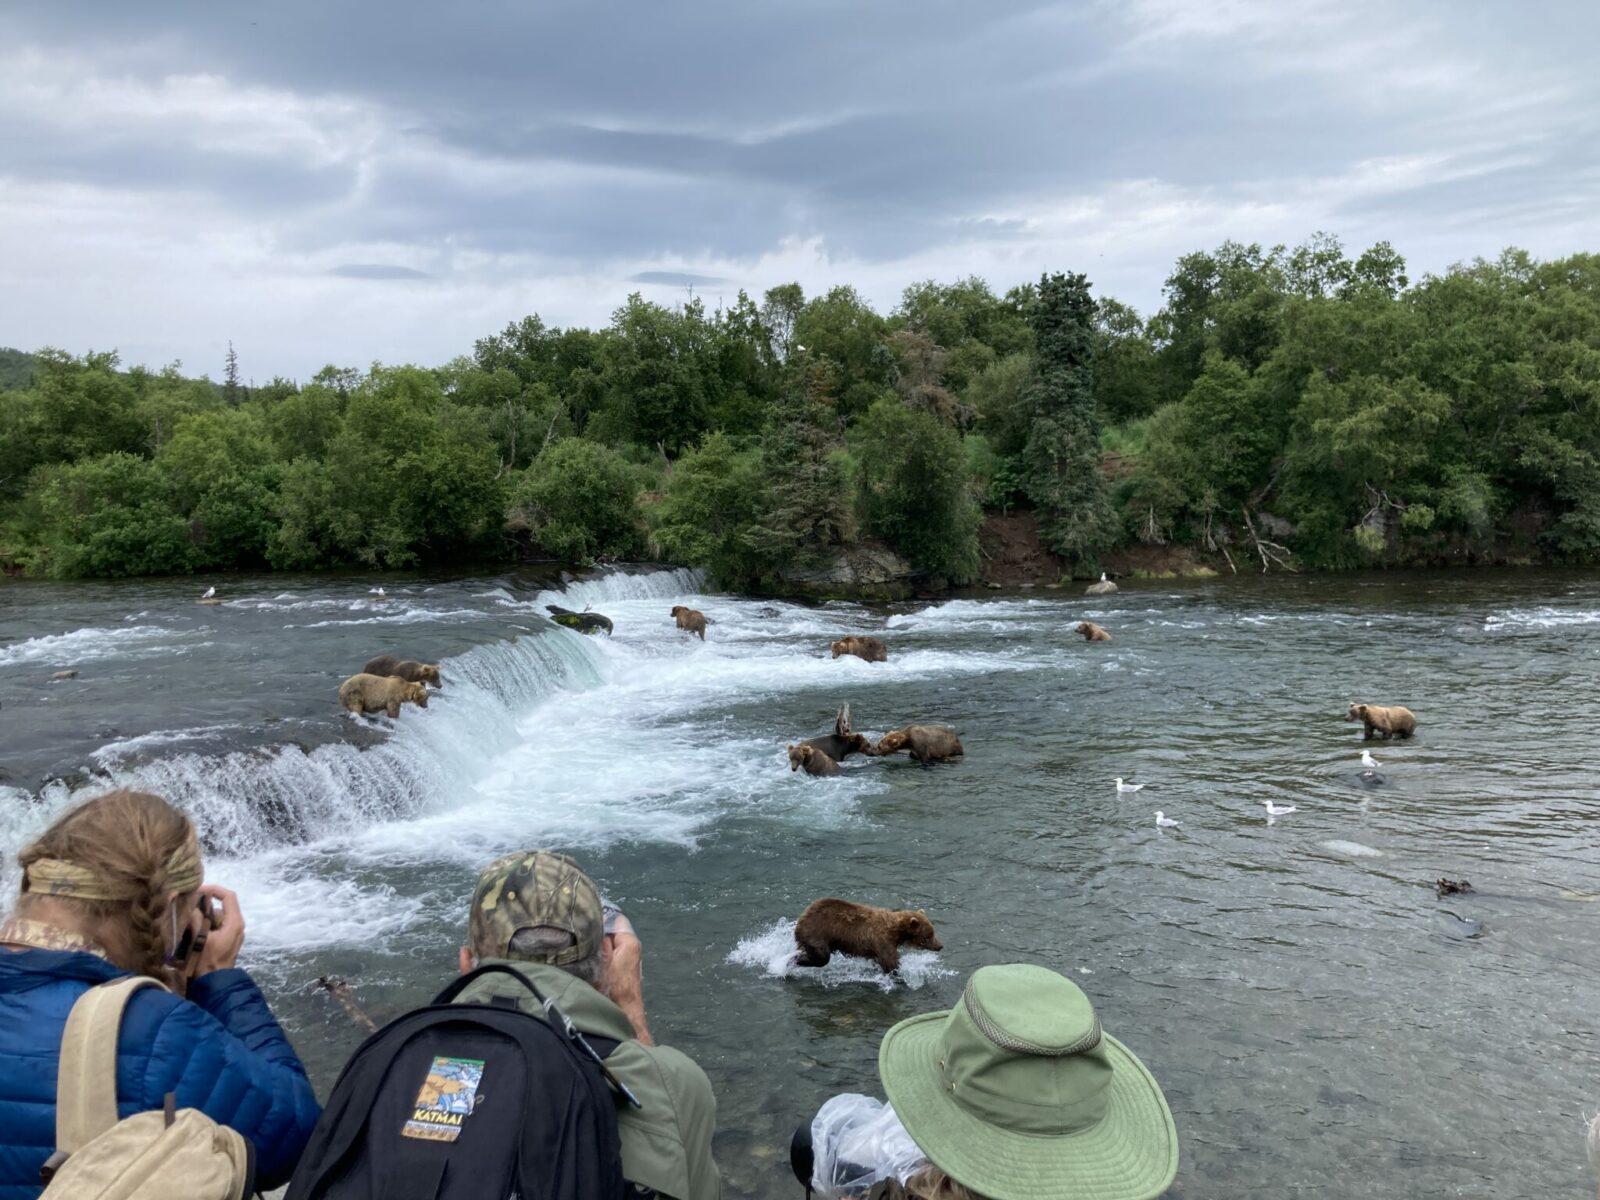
xmin=55 ymin=976 xmax=169 ymax=1153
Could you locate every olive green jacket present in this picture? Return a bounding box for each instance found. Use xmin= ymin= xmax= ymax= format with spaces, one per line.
xmin=456 ymin=959 xmax=721 ymax=1200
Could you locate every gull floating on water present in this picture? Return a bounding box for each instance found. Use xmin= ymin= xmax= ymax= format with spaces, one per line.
xmin=1361 ymin=749 xmax=1381 ymax=769
xmin=201 ymin=586 xmax=215 ymax=600
xmin=1262 ymin=801 xmax=1297 ymax=818
xmin=1155 ymin=812 xmax=1179 ymax=828
xmin=1115 ymin=778 xmax=1144 ymax=793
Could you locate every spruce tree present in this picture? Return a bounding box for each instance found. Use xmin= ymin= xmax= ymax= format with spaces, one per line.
xmin=223 ymin=341 xmax=242 ymax=406
xmin=756 ymin=359 xmax=852 ymax=566
xmin=1023 ymin=271 xmax=1113 ymax=572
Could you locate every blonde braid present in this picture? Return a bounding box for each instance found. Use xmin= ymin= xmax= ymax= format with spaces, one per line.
xmin=16 ymin=790 xmax=197 ymax=980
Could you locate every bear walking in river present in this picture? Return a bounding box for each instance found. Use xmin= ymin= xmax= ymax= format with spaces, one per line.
xmin=792 ymin=898 xmax=943 ymax=974
xmin=670 ymin=605 xmax=709 ymax=639
xmin=1345 ymin=702 xmax=1416 ymax=740
xmin=1075 ymin=621 xmax=1112 ymax=642
xmin=867 ymin=724 xmax=964 ymax=764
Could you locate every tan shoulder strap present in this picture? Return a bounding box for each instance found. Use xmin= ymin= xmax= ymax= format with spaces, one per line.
xmin=55 ymin=976 xmax=169 ymax=1153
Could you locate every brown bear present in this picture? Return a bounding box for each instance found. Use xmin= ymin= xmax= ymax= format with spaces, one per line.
xmin=831 ymin=635 xmax=888 ymax=662
xmin=868 ymin=724 xmax=964 ymax=763
xmin=339 ymin=673 xmax=429 ymax=718
xmin=787 ymin=743 xmax=841 ymax=777
xmin=798 ymin=702 xmax=870 ymax=761
xmin=670 ymin=605 xmax=708 ymax=639
xmin=793 ymin=898 xmax=943 ymax=974
xmin=1075 ymin=621 xmax=1112 ymax=642
xmin=1345 ymin=702 xmax=1417 ymax=740
xmin=363 ymin=656 xmax=443 ymax=687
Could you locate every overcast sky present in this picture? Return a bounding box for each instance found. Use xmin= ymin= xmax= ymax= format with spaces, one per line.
xmin=2 ymin=1 xmax=1596 ymax=381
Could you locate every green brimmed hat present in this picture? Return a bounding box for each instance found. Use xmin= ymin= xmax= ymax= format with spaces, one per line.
xmin=468 ymin=850 xmax=602 ymax=965
xmin=879 ymin=963 xmax=1178 ymax=1200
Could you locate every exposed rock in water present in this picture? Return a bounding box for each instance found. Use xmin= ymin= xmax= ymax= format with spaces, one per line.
xmin=1084 ymin=580 xmax=1118 ymax=595
xmin=774 ymin=543 xmax=918 ymax=600
xmin=48 ymin=670 xmax=78 ymax=682
xmin=544 ymin=604 xmax=614 ymax=635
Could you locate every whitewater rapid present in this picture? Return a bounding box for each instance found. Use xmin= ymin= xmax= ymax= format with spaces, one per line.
xmin=3 ymin=567 xmax=1020 ymax=956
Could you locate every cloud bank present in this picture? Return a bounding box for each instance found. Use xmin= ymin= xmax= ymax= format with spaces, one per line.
xmin=0 ymin=0 xmax=1595 ymax=379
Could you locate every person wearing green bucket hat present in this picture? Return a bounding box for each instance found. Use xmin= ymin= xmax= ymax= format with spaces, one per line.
xmin=875 ymin=963 xmax=1179 ymax=1200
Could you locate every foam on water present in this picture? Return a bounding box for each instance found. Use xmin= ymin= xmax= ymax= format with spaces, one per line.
xmin=726 ymin=919 xmax=953 ymax=991
xmin=1319 ymin=839 xmax=1384 ymax=858
xmin=1485 ymin=606 xmax=1600 ymax=630
xmin=0 ymin=624 xmax=182 ymax=667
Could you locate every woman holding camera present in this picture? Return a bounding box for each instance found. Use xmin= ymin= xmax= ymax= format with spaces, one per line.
xmin=0 ymin=789 xmax=320 ymax=1198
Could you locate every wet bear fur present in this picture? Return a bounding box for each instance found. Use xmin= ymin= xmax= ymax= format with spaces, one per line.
xmin=831 ymin=635 xmax=888 ymax=662
xmin=340 ymin=673 xmax=429 ymax=718
xmin=671 ymin=605 xmax=708 ymax=639
xmin=802 ymin=731 xmax=871 ymax=760
xmin=363 ymin=656 xmax=443 ymax=687
xmin=1345 ymin=702 xmax=1416 ymax=740
xmin=793 ymin=898 xmax=943 ymax=974
xmin=1075 ymin=621 xmax=1112 ymax=642
xmin=869 ymin=724 xmax=964 ymax=763
xmin=787 ymin=743 xmax=841 ymax=776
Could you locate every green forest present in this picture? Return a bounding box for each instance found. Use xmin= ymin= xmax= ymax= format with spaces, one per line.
xmin=3 ymin=234 xmax=1598 ymax=589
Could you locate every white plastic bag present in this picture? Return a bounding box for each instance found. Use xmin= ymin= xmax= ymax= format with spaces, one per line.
xmin=809 ymin=1093 xmax=928 ymax=1197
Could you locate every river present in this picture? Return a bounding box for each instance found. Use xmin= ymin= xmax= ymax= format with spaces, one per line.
xmin=2 ymin=566 xmax=1597 ymax=1198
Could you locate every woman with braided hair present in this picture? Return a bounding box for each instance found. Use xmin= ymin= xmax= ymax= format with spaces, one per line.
xmin=0 ymin=790 xmax=320 ymax=1199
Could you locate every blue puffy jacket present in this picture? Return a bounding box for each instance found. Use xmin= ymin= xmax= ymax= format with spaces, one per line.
xmin=0 ymin=947 xmax=321 ymax=1199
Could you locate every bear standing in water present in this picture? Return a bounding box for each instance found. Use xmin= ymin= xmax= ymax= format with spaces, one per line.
xmin=363 ymin=656 xmax=443 ymax=687
xmin=1345 ymin=702 xmax=1417 ymax=740
xmin=788 ymin=743 xmax=841 ymax=777
xmin=339 ymin=673 xmax=429 ymax=718
xmin=831 ymin=636 xmax=888 ymax=662
xmin=792 ymin=898 xmax=943 ymax=974
xmin=1075 ymin=621 xmax=1112 ymax=642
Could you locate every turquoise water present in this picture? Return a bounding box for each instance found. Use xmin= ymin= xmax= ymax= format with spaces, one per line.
xmin=3 ymin=567 xmax=1598 ymax=1198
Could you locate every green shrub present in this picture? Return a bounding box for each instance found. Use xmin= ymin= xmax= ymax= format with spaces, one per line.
xmin=508 ymin=439 xmax=642 ymax=563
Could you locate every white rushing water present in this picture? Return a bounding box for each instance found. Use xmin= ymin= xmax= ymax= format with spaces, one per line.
xmin=3 ymin=567 xmax=918 ymax=953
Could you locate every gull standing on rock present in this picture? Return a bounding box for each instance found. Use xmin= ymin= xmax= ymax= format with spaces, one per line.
xmin=1155 ymin=812 xmax=1179 ymax=828
xmin=201 ymin=586 xmax=215 ymax=600
xmin=1115 ymin=778 xmax=1145 ymax=794
xmin=1361 ymin=749 xmax=1381 ymax=769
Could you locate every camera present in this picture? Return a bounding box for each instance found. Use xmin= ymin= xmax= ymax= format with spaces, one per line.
xmin=788 ymin=1095 xmax=927 ymax=1198
xmin=169 ymin=893 xmax=220 ymax=968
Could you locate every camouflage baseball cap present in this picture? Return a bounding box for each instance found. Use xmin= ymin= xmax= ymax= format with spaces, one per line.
xmin=468 ymin=850 xmax=603 ymax=965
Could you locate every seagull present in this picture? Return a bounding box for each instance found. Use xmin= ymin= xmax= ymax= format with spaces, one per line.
xmin=370 ymin=586 xmax=386 ymax=597
xmin=1114 ymin=778 xmax=1144 ymax=793
xmin=1263 ymin=801 xmax=1297 ymax=818
xmin=1100 ymin=572 xmax=1108 ymax=583
xmin=1361 ymin=749 xmax=1381 ymax=768
xmin=201 ymin=586 xmax=215 ymax=600
xmin=1155 ymin=812 xmax=1179 ymax=828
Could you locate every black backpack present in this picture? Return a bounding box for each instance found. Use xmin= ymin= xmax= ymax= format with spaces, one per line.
xmin=287 ymin=964 xmax=630 ymax=1200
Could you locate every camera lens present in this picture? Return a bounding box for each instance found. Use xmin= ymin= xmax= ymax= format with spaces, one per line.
xmin=790 ymin=1119 xmax=815 ymax=1188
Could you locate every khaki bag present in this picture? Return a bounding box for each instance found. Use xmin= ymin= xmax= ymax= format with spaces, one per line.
xmin=40 ymin=976 xmax=255 ymax=1199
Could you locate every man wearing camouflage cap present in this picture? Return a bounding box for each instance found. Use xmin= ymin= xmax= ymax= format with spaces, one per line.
xmin=454 ymin=850 xmax=720 ymax=1200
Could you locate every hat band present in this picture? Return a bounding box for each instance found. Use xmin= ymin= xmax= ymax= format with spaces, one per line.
xmin=963 ymin=982 xmax=1103 ymax=1056
xmin=25 ymin=834 xmax=202 ymax=902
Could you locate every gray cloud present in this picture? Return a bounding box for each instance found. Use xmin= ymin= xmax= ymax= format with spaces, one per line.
xmin=329 ymin=264 xmax=431 ymax=280
xmin=0 ymin=0 xmax=1595 ymax=377
xmin=630 ymin=271 xmax=730 ymax=287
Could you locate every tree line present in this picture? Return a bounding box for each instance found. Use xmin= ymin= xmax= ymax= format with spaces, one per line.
xmin=2 ymin=234 xmax=1597 ymax=586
